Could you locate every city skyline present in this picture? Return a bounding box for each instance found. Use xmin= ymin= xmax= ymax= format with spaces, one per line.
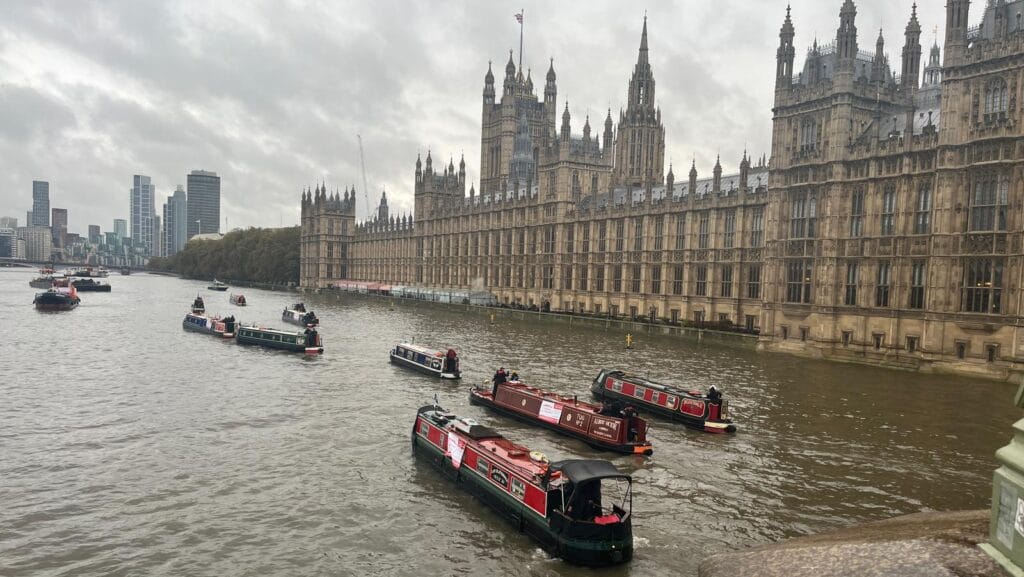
xmin=0 ymin=1 xmax=949 ymax=232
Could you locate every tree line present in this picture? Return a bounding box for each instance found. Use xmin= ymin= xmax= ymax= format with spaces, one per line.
xmin=148 ymin=227 xmax=300 ymax=284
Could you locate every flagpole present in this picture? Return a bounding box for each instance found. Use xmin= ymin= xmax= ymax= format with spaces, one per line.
xmin=518 ymin=8 xmax=524 ymax=71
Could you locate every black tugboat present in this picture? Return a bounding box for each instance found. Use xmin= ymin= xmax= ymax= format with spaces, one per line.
xmin=34 ymin=285 xmax=80 ymax=311
xmin=71 ymin=278 xmax=112 ymax=292
xmin=591 ymin=369 xmax=736 ymax=433
xmin=191 ymin=296 xmax=205 ymax=314
xmin=282 ymin=303 xmax=319 ymax=327
xmin=412 ymin=404 xmax=634 ymax=566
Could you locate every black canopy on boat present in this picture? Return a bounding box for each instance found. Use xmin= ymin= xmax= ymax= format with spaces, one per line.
xmin=549 ymin=459 xmax=630 ymax=483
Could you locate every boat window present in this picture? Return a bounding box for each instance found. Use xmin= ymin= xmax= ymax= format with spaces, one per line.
xmin=666 ymin=395 xmax=676 ymax=407
xmin=611 ymin=380 xmax=622 ymax=392
xmin=490 ymin=467 xmax=509 ymax=489
xmin=634 ymin=386 xmax=645 ymax=399
xmin=419 ymin=422 xmax=429 ymax=436
xmin=511 ymin=478 xmax=526 ymax=500
xmin=475 ymin=458 xmax=489 ymax=476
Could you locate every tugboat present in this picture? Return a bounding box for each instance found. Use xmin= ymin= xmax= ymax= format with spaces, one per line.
xmin=29 ymin=275 xmax=56 ymax=289
xmin=412 ymin=403 xmax=634 ymax=566
xmin=71 ymin=278 xmax=112 ymax=292
xmin=191 ymin=295 xmax=205 ymax=314
xmin=183 ymin=312 xmax=236 ymax=338
xmin=282 ymin=303 xmax=319 ymax=327
xmin=33 ymin=284 xmax=80 ymax=311
xmin=470 ymin=379 xmax=653 ymax=455
xmin=590 ymin=369 xmax=736 ymax=433
xmin=229 ymin=293 xmax=247 ymax=306
xmin=208 ymin=279 xmax=228 ymax=291
xmin=236 ymin=324 xmax=323 ymax=354
xmin=390 ymin=343 xmax=460 ymax=379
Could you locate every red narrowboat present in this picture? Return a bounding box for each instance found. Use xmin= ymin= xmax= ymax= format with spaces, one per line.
xmin=412 ymin=404 xmax=634 ymax=566
xmin=469 ymin=380 xmax=653 ymax=455
xmin=591 ymin=369 xmax=736 ymax=433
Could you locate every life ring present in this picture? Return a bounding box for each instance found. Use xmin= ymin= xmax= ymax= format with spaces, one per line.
xmin=529 ymin=451 xmax=549 ymax=464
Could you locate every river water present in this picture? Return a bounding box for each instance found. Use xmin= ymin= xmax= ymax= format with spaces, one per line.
xmin=0 ymin=268 xmax=1018 ymax=576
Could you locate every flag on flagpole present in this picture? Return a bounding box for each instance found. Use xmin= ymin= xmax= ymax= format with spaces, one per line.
xmin=514 ymin=12 xmax=523 ymax=23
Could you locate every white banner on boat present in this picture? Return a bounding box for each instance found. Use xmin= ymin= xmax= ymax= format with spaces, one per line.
xmin=447 ymin=433 xmax=465 ymax=468
xmin=538 ymin=400 xmax=563 ymax=424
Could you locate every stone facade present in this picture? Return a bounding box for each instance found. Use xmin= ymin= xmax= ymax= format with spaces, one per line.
xmin=300 ymin=4 xmax=1024 ymax=382
xmin=766 ymin=0 xmax=1024 ymax=381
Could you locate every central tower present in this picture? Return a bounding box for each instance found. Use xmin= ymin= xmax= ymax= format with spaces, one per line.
xmin=612 ymin=17 xmax=666 ymax=188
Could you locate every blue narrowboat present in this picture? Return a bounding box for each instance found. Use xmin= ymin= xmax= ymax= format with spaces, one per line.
xmin=390 ymin=343 xmax=460 ymax=379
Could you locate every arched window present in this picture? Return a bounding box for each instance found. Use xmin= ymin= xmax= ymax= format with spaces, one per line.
xmin=969 ymin=173 xmax=1009 ymax=231
xmin=984 ymin=78 xmax=1009 ymax=115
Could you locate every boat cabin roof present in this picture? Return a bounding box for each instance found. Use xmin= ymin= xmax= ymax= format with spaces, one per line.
xmin=397 ymin=343 xmax=450 ymax=356
xmin=608 ymin=370 xmax=703 ymax=396
xmin=240 ymin=325 xmax=307 ymax=336
xmin=549 ymin=459 xmax=630 ymax=484
xmin=420 ymin=407 xmax=552 ymax=479
xmin=501 ymin=381 xmax=604 ymax=412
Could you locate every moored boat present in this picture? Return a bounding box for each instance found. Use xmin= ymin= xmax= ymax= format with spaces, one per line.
xmin=33 ymin=285 xmax=80 ymax=311
xmin=470 ymin=380 xmax=653 ymax=455
xmin=236 ymin=324 xmax=323 ymax=354
xmin=390 ymin=343 xmax=460 ymax=379
xmin=72 ymin=278 xmax=112 ymax=292
xmin=208 ymin=279 xmax=228 ymax=291
xmin=412 ymin=404 xmax=634 ymax=566
xmin=68 ymin=266 xmax=108 ymax=278
xmin=282 ymin=303 xmax=318 ymax=327
xmin=590 ymin=369 xmax=736 ymax=433
xmin=229 ymin=293 xmax=247 ymax=306
xmin=183 ymin=312 xmax=236 ymax=338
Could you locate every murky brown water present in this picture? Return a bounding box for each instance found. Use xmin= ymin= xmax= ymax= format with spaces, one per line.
xmin=0 ymin=268 xmax=1017 ymax=576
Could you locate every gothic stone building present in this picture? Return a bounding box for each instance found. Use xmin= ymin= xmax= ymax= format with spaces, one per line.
xmin=301 ymin=3 xmax=1024 ymax=382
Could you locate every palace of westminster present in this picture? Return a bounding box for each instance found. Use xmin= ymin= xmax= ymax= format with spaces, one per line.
xmin=301 ymin=1 xmax=1024 ymax=382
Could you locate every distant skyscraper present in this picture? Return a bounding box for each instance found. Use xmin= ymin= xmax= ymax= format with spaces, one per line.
xmin=113 ymin=218 xmax=127 ymax=239
xmin=0 ymin=216 xmax=17 ymax=229
xmin=32 ymin=181 xmax=49 ymax=227
xmin=0 ymin=228 xmax=14 ymax=258
xmin=88 ymin=225 xmax=101 ymax=244
xmin=186 ymin=170 xmax=220 ymax=239
xmin=130 ymin=175 xmax=155 ymax=256
xmin=162 ymin=185 xmax=188 ymax=256
xmin=51 ymin=208 xmax=67 ymax=248
xmin=26 ymin=211 xmax=33 ymax=226
xmin=153 ymin=215 xmax=162 ymax=258
xmin=17 ymin=226 xmax=52 ymax=261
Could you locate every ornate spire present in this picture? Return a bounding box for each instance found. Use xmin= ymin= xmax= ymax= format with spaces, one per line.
xmin=546 ymin=58 xmax=556 ymax=82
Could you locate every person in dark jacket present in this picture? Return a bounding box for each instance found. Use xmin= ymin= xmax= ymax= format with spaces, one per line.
xmin=491 ymin=367 xmax=507 ymax=395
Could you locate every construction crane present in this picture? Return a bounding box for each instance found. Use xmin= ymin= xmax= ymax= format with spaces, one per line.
xmin=357 ymin=134 xmax=370 ymax=221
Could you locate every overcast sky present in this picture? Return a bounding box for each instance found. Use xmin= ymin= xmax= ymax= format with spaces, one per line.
xmin=0 ymin=1 xmax=950 ymax=235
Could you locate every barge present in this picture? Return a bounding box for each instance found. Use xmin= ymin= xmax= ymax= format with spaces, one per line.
xmin=236 ymin=325 xmax=323 ymax=354
xmin=591 ymin=369 xmax=736 ymax=433
xmin=470 ymin=380 xmax=652 ymax=455
xmin=390 ymin=343 xmax=460 ymax=379
xmin=412 ymin=403 xmax=634 ymax=566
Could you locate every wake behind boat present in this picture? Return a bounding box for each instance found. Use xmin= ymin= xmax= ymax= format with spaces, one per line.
xmin=412 ymin=404 xmax=634 ymax=566
xmin=390 ymin=343 xmax=460 ymax=379
xmin=282 ymin=303 xmax=318 ymax=327
xmin=470 ymin=379 xmax=653 ymax=455
xmin=591 ymin=369 xmax=736 ymax=433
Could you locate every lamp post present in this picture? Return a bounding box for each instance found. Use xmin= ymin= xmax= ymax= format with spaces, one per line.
xmin=981 ymin=383 xmax=1024 ymax=573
